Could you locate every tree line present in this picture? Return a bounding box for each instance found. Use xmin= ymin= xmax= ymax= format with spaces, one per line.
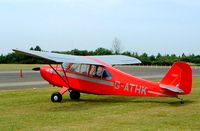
xmin=0 ymin=46 xmax=199 ymax=65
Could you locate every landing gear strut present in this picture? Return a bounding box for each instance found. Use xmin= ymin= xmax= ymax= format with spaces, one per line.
xmin=70 ymin=90 xmax=80 ymax=100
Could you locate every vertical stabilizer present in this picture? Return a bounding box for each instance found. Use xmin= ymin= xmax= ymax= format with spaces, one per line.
xmin=160 ymin=62 xmax=192 ymax=95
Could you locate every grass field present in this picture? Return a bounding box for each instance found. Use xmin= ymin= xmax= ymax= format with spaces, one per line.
xmin=0 ymin=78 xmax=200 ymax=131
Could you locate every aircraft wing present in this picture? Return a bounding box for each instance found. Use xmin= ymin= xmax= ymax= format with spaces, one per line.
xmin=13 ymin=49 xmax=141 ymax=65
xmin=13 ymin=49 xmax=102 ymax=65
xmin=91 ymin=55 xmax=141 ymax=65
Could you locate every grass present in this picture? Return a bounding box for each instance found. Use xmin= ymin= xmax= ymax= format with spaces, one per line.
xmin=0 ymin=78 xmax=200 ymax=131
xmin=0 ymin=64 xmax=43 ymax=70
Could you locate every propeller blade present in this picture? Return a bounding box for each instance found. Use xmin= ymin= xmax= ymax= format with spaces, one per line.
xmin=32 ymin=67 xmax=40 ymax=71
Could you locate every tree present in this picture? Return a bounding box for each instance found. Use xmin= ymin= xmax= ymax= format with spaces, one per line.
xmin=121 ymin=51 xmax=131 ymax=56
xmin=140 ymin=53 xmax=151 ymax=65
xmin=30 ymin=47 xmax=34 ymax=50
xmin=70 ymin=49 xmax=89 ymax=56
xmin=149 ymin=55 xmax=156 ymax=61
xmin=94 ymin=47 xmax=112 ymax=55
xmin=34 ymin=45 xmax=42 ymax=51
xmin=112 ymin=37 xmax=122 ymax=54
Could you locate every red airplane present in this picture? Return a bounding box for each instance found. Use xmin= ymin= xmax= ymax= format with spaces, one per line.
xmin=13 ymin=49 xmax=192 ymax=104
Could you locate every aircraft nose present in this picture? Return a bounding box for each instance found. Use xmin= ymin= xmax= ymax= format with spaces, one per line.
xmin=39 ymin=65 xmax=51 ymax=81
xmin=40 ymin=65 xmax=51 ymax=72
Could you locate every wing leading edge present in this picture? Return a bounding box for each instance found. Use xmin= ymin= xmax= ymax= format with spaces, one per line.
xmin=13 ymin=49 xmax=141 ymax=65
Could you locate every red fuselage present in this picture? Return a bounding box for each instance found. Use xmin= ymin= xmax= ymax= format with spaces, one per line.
xmin=40 ymin=64 xmax=177 ymax=98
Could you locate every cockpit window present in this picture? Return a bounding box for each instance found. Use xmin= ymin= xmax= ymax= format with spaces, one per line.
xmin=89 ymin=65 xmax=97 ymax=76
xmin=102 ymin=70 xmax=112 ymax=80
xmin=96 ymin=66 xmax=104 ymax=78
xmin=68 ymin=64 xmax=112 ymax=80
xmin=68 ymin=64 xmax=81 ymax=73
xmin=68 ymin=64 xmax=90 ymax=74
xmin=62 ymin=62 xmax=69 ymax=69
xmin=89 ymin=65 xmax=112 ymax=80
xmin=80 ymin=64 xmax=89 ymax=74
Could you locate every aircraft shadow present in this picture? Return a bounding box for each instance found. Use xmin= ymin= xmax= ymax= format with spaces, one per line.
xmin=64 ymin=97 xmax=195 ymax=105
xmin=47 ymin=97 xmax=195 ymax=112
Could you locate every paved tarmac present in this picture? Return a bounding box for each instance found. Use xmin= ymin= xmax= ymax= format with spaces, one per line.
xmin=0 ymin=70 xmax=48 ymax=90
xmin=0 ymin=66 xmax=199 ymax=90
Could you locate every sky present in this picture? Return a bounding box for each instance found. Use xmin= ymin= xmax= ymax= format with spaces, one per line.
xmin=0 ymin=0 xmax=200 ymax=55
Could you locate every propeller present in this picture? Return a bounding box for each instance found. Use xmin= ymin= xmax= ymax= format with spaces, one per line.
xmin=32 ymin=67 xmax=40 ymax=71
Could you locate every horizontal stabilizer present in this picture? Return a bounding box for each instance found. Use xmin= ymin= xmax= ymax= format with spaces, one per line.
xmin=160 ymin=84 xmax=184 ymax=93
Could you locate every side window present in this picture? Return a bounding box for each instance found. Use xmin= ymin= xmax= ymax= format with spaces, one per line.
xmin=68 ymin=64 xmax=81 ymax=73
xmin=62 ymin=62 xmax=70 ymax=70
xmin=102 ymin=70 xmax=112 ymax=80
xmin=96 ymin=66 xmax=104 ymax=78
xmin=89 ymin=65 xmax=112 ymax=80
xmin=80 ymin=64 xmax=89 ymax=74
xmin=68 ymin=64 xmax=90 ymax=75
xmin=89 ymin=65 xmax=97 ymax=76
xmin=69 ymin=64 xmax=112 ymax=79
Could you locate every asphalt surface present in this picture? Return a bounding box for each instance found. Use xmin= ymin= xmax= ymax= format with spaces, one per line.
xmin=0 ymin=70 xmax=48 ymax=90
xmin=0 ymin=66 xmax=200 ymax=90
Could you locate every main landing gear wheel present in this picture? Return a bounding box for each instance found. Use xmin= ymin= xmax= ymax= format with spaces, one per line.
xmin=70 ymin=90 xmax=80 ymax=100
xmin=51 ymin=92 xmax=62 ymax=102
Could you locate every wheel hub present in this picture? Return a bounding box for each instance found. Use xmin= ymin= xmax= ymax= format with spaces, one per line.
xmin=53 ymin=95 xmax=58 ymax=101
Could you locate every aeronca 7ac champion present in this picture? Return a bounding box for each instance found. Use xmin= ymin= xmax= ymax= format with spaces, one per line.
xmin=13 ymin=49 xmax=192 ymax=104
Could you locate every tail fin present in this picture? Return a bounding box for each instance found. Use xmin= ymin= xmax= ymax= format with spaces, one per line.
xmin=160 ymin=62 xmax=192 ymax=95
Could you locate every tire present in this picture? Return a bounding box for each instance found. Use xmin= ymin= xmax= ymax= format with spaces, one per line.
xmin=51 ymin=92 xmax=62 ymax=102
xmin=70 ymin=90 xmax=80 ymax=100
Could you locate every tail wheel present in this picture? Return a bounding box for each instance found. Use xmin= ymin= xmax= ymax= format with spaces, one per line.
xmin=70 ymin=90 xmax=80 ymax=100
xmin=51 ymin=92 xmax=62 ymax=102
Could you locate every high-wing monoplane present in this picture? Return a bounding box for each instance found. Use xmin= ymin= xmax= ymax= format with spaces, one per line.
xmin=13 ymin=49 xmax=192 ymax=104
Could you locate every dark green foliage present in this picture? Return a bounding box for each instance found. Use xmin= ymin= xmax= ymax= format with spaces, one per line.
xmin=0 ymin=53 xmax=44 ymax=64
xmin=0 ymin=46 xmax=44 ymax=64
xmin=140 ymin=53 xmax=151 ymax=65
xmin=0 ymin=46 xmax=199 ymax=65
xmin=70 ymin=49 xmax=89 ymax=56
xmin=30 ymin=45 xmax=42 ymax=51
xmin=121 ymin=51 xmax=131 ymax=56
xmin=94 ymin=47 xmax=112 ymax=55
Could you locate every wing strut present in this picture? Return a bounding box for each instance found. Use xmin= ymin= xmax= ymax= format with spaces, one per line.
xmin=61 ymin=64 xmax=71 ymax=88
xmin=49 ymin=64 xmax=70 ymax=88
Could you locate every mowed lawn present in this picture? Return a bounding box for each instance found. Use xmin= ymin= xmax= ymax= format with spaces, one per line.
xmin=0 ymin=78 xmax=200 ymax=131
